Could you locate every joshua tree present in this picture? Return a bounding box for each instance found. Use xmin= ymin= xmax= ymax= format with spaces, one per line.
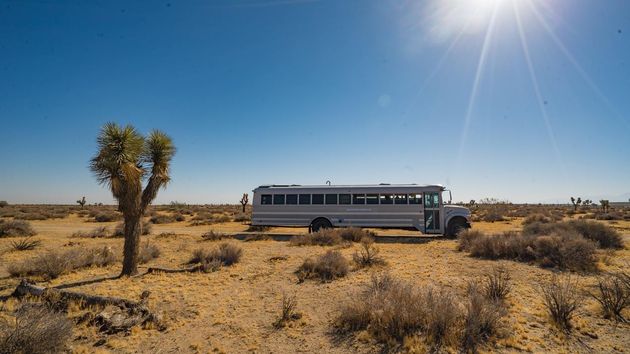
xmin=469 ymin=199 xmax=476 ymax=207
xmin=76 ymin=196 xmax=87 ymax=208
xmin=240 ymin=193 xmax=249 ymax=213
xmin=90 ymin=123 xmax=175 ymax=276
xmin=570 ymin=197 xmax=582 ymax=211
xmin=600 ymin=200 xmax=610 ymax=213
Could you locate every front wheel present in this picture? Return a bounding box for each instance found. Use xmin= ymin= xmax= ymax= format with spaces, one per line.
xmin=310 ymin=218 xmax=332 ymax=233
xmin=446 ymin=218 xmax=468 ymax=238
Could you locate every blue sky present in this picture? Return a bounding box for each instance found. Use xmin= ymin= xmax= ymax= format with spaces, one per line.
xmin=0 ymin=0 xmax=628 ymax=204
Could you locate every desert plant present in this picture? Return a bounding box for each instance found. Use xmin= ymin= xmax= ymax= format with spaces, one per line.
xmin=461 ymin=282 xmax=507 ymax=352
xmin=90 ymin=123 xmax=175 ymax=276
xmin=0 ymin=304 xmax=72 ymax=354
xmin=112 ymin=221 xmax=151 ymax=237
xmin=352 ymin=237 xmax=385 ymax=268
xmin=483 ymin=266 xmax=511 ymax=302
xmin=149 ymin=213 xmax=176 ymax=224
xmin=540 ymin=276 xmax=582 ymax=331
xmin=338 ymin=227 xmax=376 ymax=242
xmin=72 ymin=226 xmax=110 ymax=238
xmin=9 ymin=237 xmax=42 ymax=251
xmin=296 ymin=250 xmax=349 ymax=282
xmin=589 ymin=272 xmax=630 ymax=322
xmin=188 ymin=243 xmax=243 ymax=268
xmin=600 ymin=200 xmax=610 ymax=213
xmin=0 ymin=200 xmax=8 ymax=208
xmin=138 ymin=242 xmax=161 ymax=264
xmin=290 ymin=229 xmax=343 ymax=246
xmin=570 ymin=197 xmax=582 ymax=211
xmin=522 ymin=213 xmax=551 ymax=226
xmin=76 ymin=196 xmax=87 ymax=208
xmin=233 ymin=213 xmax=249 ymax=223
xmin=201 ymin=230 xmax=227 ymax=241
xmin=239 ymin=193 xmax=249 ymax=213
xmin=0 ymin=220 xmax=36 ymax=237
xmin=94 ymin=211 xmax=120 ymax=222
xmin=273 ymin=293 xmax=301 ymax=329
xmin=8 ymin=247 xmax=117 ymax=280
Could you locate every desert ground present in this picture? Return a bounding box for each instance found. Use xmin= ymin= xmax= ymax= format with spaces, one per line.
xmin=1 ymin=203 xmax=629 ymax=353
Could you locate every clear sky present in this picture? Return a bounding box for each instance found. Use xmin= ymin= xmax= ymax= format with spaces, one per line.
xmin=0 ymin=0 xmax=628 ymax=204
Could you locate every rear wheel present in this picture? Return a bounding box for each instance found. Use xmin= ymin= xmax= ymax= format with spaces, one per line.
xmin=310 ymin=218 xmax=332 ymax=233
xmin=446 ymin=217 xmax=468 ymax=238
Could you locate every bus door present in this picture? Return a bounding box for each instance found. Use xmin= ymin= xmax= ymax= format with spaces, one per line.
xmin=423 ymin=192 xmax=441 ymax=234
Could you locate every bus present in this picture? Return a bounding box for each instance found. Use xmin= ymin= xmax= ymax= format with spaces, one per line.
xmin=251 ymin=184 xmax=471 ymax=236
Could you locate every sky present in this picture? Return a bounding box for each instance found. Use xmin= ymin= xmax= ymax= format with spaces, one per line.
xmin=0 ymin=0 xmax=629 ymax=204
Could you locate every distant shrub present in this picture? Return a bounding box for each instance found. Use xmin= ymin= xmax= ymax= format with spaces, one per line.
xmin=8 ymin=247 xmax=117 ymax=279
xmin=72 ymin=226 xmax=110 ymax=238
xmin=482 ymin=212 xmax=506 ymax=223
xmin=352 ymin=237 xmax=385 ymax=268
xmin=246 ymin=225 xmax=271 ymax=232
xmin=0 ymin=304 xmax=72 ymax=354
xmin=290 ymin=229 xmax=343 ymax=246
xmin=201 ymin=230 xmax=228 ymax=241
xmin=296 ymin=250 xmax=349 ymax=282
xmin=10 ymin=237 xmax=42 ymax=251
xmin=540 ymin=276 xmax=583 ymax=331
xmin=139 ymin=242 xmax=160 ymax=264
xmin=150 ymin=214 xmax=176 ymax=224
xmin=0 ymin=220 xmax=37 ymax=237
xmin=0 ymin=200 xmax=8 ymax=208
xmin=233 ymin=213 xmax=249 ymax=223
xmin=15 ymin=212 xmax=48 ymax=220
xmin=522 ymin=213 xmax=552 ymax=226
xmin=524 ymin=220 xmax=622 ymax=249
xmin=174 ymin=213 xmax=186 ymax=222
xmin=112 ymin=221 xmax=152 ymax=237
xmin=94 ymin=211 xmax=120 ymax=222
xmin=338 ymin=227 xmax=376 ymax=242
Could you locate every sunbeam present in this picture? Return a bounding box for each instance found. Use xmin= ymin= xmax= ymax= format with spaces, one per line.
xmin=526 ymin=0 xmax=630 ymax=129
xmin=456 ymin=1 xmax=500 ymax=169
xmin=513 ymin=1 xmax=565 ymax=171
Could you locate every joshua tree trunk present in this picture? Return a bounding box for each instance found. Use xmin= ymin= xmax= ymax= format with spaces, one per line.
xmin=120 ymin=213 xmax=142 ymax=276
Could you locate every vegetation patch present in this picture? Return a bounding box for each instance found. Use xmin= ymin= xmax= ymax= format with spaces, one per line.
xmin=588 ymin=272 xmax=630 ymax=322
xmin=296 ymin=250 xmax=349 ymax=282
xmin=9 ymin=237 xmax=42 ymax=251
xmin=352 ymin=237 xmax=385 ymax=268
xmin=72 ymin=226 xmax=110 ymax=238
xmin=540 ymin=275 xmax=583 ymax=331
xmin=0 ymin=220 xmax=36 ymax=237
xmin=187 ymin=243 xmax=243 ymax=272
xmin=523 ymin=220 xmax=623 ymax=249
xmin=0 ymin=304 xmax=72 ymax=354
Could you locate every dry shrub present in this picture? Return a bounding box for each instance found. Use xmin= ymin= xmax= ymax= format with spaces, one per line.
xmin=233 ymin=213 xmax=249 ymax=223
xmin=94 ymin=211 xmax=120 ymax=222
xmin=524 ymin=220 xmax=622 ymax=249
xmin=0 ymin=220 xmax=36 ymax=237
xmin=589 ymin=272 xmax=630 ymax=322
xmin=540 ymin=275 xmax=583 ymax=331
xmin=188 ymin=243 xmax=243 ymax=270
xmin=0 ymin=304 xmax=72 ymax=354
xmin=8 ymin=247 xmax=117 ymax=279
xmin=290 ymin=229 xmax=343 ymax=246
xmin=483 ymin=266 xmax=511 ymax=302
xmin=482 ymin=212 xmax=506 ymax=223
xmin=273 ymin=293 xmax=301 ymax=329
xmin=150 ymin=214 xmax=176 ymax=224
xmin=462 ymin=282 xmax=507 ymax=353
xmin=338 ymin=227 xmax=376 ymax=242
xmin=296 ymin=250 xmax=349 ymax=282
xmin=352 ymin=237 xmax=385 ymax=268
xmin=174 ymin=213 xmax=186 ymax=222
xmin=457 ymin=229 xmax=485 ymax=252
xmin=522 ymin=213 xmax=551 ymax=226
xmin=72 ymin=226 xmax=109 ymax=238
xmin=458 ymin=229 xmax=597 ymax=272
xmin=201 ymin=230 xmax=227 ymax=241
xmin=10 ymin=237 xmax=42 ymax=251
xmin=139 ymin=242 xmax=160 ymax=264
xmin=112 ymin=221 xmax=152 ymax=237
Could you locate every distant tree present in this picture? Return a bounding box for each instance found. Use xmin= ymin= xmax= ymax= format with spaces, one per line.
xmin=240 ymin=193 xmax=249 ymax=213
xmin=469 ymin=199 xmax=476 ymax=207
xmin=0 ymin=201 xmax=7 ymax=208
xmin=90 ymin=123 xmax=175 ymax=276
xmin=76 ymin=196 xmax=87 ymax=208
xmin=570 ymin=197 xmax=582 ymax=211
xmin=600 ymin=200 xmax=610 ymax=213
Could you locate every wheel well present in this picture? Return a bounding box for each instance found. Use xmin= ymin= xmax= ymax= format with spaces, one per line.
xmin=447 ymin=216 xmax=467 ymax=229
xmin=310 ymin=217 xmax=332 ymax=226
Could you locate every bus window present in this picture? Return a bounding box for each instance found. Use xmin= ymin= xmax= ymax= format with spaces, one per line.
xmin=380 ymin=194 xmax=393 ymax=204
xmin=394 ymin=194 xmax=408 ymax=204
xmin=286 ymin=194 xmax=298 ymax=204
xmin=353 ymin=194 xmax=366 ymax=204
xmin=409 ymin=194 xmax=422 ymax=204
xmin=298 ymin=194 xmax=311 ymax=204
xmin=261 ymin=194 xmax=272 ymax=205
xmin=312 ymin=194 xmax=324 ymax=204
xmin=339 ymin=194 xmax=351 ymax=204
xmin=325 ymin=194 xmax=338 ymax=204
xmin=424 ymin=192 xmax=439 ymax=207
xmin=273 ymin=194 xmax=285 ymax=205
xmin=366 ymin=194 xmax=379 ymax=204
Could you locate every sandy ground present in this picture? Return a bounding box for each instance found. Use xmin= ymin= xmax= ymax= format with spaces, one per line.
xmin=1 ymin=214 xmax=629 ymax=353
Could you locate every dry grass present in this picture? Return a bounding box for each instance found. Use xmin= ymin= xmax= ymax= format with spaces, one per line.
xmin=139 ymin=242 xmax=161 ymax=264
xmin=7 ymin=246 xmax=117 ymax=279
xmin=352 ymin=236 xmax=385 ymax=268
xmin=188 ymin=242 xmax=243 ymax=271
xmin=0 ymin=304 xmax=72 ymax=354
xmin=273 ymin=293 xmax=301 ymax=329
xmin=72 ymin=226 xmax=110 ymax=238
xmin=296 ymin=250 xmax=349 ymax=282
xmin=201 ymin=230 xmax=228 ymax=241
xmin=290 ymin=229 xmax=343 ymax=246
xmin=462 ymin=281 xmax=507 ymax=353
xmin=524 ymin=220 xmax=623 ymax=249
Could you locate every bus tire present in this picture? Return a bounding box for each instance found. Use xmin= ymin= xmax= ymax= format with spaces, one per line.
xmin=446 ymin=217 xmax=468 ymax=238
xmin=310 ymin=218 xmax=332 ymax=233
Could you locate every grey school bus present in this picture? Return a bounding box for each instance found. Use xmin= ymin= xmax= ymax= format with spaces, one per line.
xmin=251 ymin=184 xmax=471 ymax=236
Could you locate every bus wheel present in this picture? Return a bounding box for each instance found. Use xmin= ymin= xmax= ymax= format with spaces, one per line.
xmin=310 ymin=218 xmax=332 ymax=233
xmin=446 ymin=217 xmax=468 ymax=238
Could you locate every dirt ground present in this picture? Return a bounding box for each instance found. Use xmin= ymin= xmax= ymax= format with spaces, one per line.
xmin=1 ymin=212 xmax=629 ymax=353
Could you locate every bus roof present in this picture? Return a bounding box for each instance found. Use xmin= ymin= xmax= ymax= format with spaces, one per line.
xmin=254 ymin=184 xmax=445 ymax=192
